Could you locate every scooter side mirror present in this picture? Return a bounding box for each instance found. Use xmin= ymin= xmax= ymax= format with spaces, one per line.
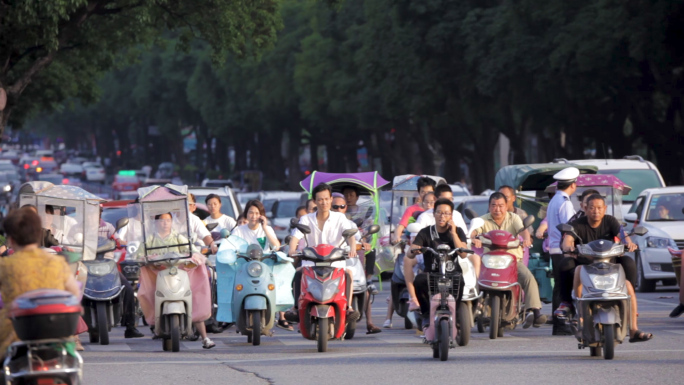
xmin=290 ymin=217 xmax=311 ymax=234
xmin=115 ymin=217 xmax=129 ymax=232
xmin=557 ymin=223 xmax=583 ymax=244
xmin=521 ymin=215 xmax=535 ymax=230
xmin=220 ymin=228 xmax=230 ymax=239
xmin=366 ymin=225 xmax=380 ymax=235
xmin=283 ymin=235 xmax=292 ymax=245
xmin=464 ymin=208 xmax=478 ymax=220
xmin=206 ymin=223 xmax=218 ymax=231
xmin=468 ymin=218 xmax=485 ymax=238
xmin=342 ymin=229 xmax=358 ymax=239
xmin=632 ymin=226 xmax=648 ymax=236
xmin=406 ymin=223 xmax=423 ymax=234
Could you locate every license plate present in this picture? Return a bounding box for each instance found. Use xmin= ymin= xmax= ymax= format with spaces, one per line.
xmin=437 ymin=279 xmax=451 ymax=288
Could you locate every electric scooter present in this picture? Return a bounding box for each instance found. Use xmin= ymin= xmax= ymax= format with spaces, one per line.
xmin=559 ymin=223 xmax=648 ymax=360
xmin=415 ymin=244 xmax=473 ymax=361
xmin=291 ymin=220 xmax=372 ymax=352
xmin=4 ymin=289 xmax=84 ymax=385
xmin=477 ymin=215 xmax=535 ymax=340
xmin=216 ymin=233 xmax=295 ymax=345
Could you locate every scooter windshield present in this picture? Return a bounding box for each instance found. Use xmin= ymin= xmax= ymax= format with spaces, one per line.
xmin=219 ymin=234 xmax=249 ymax=254
xmin=127 ymin=201 xmax=194 ymax=258
xmin=36 ymin=198 xmax=99 ymax=261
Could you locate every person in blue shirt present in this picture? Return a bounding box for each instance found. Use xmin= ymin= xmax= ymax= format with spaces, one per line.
xmin=546 ymin=167 xmax=578 ymax=335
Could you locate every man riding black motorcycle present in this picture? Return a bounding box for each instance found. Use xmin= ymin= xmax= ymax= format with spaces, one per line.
xmin=560 ymin=194 xmax=652 ymax=343
xmin=405 ymin=198 xmax=468 ymax=325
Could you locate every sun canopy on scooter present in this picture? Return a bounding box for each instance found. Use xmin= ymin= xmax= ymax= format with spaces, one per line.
xmin=132 ymin=184 xmax=193 ymax=259
xmin=544 ymin=174 xmax=630 ymax=223
xmin=300 ymin=171 xmax=391 ymax=273
xmin=33 ymin=185 xmax=105 ymax=261
xmin=17 ymin=180 xmax=55 ymax=208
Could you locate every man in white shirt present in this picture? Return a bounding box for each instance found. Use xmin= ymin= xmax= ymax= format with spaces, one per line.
xmin=414 ymin=184 xmax=467 ymax=235
xmin=285 ymin=183 xmax=358 ymax=323
xmin=413 ymin=185 xmax=479 ymax=275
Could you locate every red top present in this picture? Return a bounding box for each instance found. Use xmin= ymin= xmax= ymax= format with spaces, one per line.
xmin=399 ymin=204 xmax=424 ymax=227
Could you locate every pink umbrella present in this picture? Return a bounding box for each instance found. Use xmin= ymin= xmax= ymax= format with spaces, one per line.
xmin=545 ymin=174 xmax=631 ymax=195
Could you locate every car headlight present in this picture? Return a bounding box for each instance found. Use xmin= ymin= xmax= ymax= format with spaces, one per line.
xmin=2 ymin=185 xmax=10 ymax=192
xmin=646 ymin=236 xmax=677 ymax=249
xmin=88 ymin=262 xmax=114 ymax=276
xmin=247 ymin=261 xmax=263 ymax=277
xmin=482 ymin=255 xmax=513 ymax=269
xmin=589 ymin=274 xmax=617 ymax=290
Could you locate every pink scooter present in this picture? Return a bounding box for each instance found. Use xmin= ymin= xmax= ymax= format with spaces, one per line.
xmin=418 ymin=244 xmax=473 ymax=361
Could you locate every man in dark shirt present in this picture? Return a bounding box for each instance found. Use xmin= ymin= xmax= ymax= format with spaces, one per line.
xmin=560 ymin=194 xmax=652 ymax=342
xmin=404 ymin=198 xmax=467 ymax=317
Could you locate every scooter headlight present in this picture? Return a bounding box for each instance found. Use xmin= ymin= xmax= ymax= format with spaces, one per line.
xmin=247 ymin=262 xmax=263 ymax=277
xmin=589 ymin=274 xmax=617 ymax=290
xmin=482 ymin=255 xmax=513 ymax=269
xmin=88 ymin=261 xmax=114 ymax=276
xmin=305 ymin=276 xmax=340 ymax=302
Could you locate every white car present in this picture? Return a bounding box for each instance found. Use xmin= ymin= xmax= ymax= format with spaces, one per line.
xmin=448 ymin=182 xmax=471 ymax=206
xmin=82 ymin=162 xmax=106 ymax=182
xmin=60 ymin=160 xmax=85 ymax=176
xmin=555 ymin=156 xmax=666 ymax=215
xmin=188 ymin=186 xmax=242 ymax=223
xmin=624 ymin=186 xmax=682 ymax=291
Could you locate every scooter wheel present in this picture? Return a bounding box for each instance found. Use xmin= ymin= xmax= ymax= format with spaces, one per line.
xmin=456 ymin=302 xmax=470 ymax=347
xmin=439 ymin=319 xmax=449 ymax=361
xmin=404 ymin=316 xmax=413 ymax=330
xmin=96 ymin=302 xmax=109 ymax=345
xmin=251 ymin=311 xmax=262 ymax=346
xmin=489 ymin=295 xmax=500 ymax=340
xmin=170 ymin=315 xmax=181 ymax=352
xmin=317 ymin=319 xmax=329 ymax=353
xmin=603 ymin=324 xmax=615 ymax=360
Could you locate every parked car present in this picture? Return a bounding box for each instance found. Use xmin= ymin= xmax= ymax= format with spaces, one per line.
xmin=237 ymin=192 xmax=262 ymax=207
xmin=269 ymin=196 xmax=304 ymax=241
xmin=455 ymin=196 xmax=490 ymax=225
xmin=59 ymin=160 xmax=85 ymax=176
xmin=555 ymin=156 xmax=666 ymax=215
xmin=0 ymin=150 xmax=20 ymax=165
xmin=188 ymin=186 xmax=241 ymax=221
xmin=261 ymin=191 xmax=302 ymax=217
xmin=82 ymin=162 xmax=106 ymax=183
xmin=112 ymin=174 xmax=142 ymax=197
xmin=624 ymin=186 xmax=682 ymax=291
xmin=449 ymin=182 xmax=471 ymax=206
xmin=201 ymin=179 xmax=233 ymax=188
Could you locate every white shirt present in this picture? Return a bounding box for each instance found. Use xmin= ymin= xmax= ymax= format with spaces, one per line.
xmin=204 ymin=214 xmax=237 ymax=233
xmin=231 ymin=224 xmax=278 ymax=252
xmin=547 ymin=191 xmax=575 ymax=253
xmin=292 ymin=211 xmax=353 ymax=268
xmin=115 ymin=218 xmax=142 ymax=244
xmin=415 ymin=209 xmax=468 ymax=236
xmin=189 ymin=214 xmax=211 ymax=246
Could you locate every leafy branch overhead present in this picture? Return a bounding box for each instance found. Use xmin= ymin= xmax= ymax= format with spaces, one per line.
xmin=0 ymin=0 xmax=283 ymax=129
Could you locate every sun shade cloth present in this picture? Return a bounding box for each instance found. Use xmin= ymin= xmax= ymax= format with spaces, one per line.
xmin=391 ymin=175 xmax=447 ymax=191
xmin=544 ymin=174 xmax=632 ymax=195
xmin=138 ymin=184 xmax=188 ymax=201
xmin=35 ymin=185 xmax=105 ymax=202
xmin=300 ymin=172 xmax=389 ymax=195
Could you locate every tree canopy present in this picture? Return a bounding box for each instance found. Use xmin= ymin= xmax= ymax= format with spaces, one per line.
xmin=18 ymin=0 xmax=684 ymax=191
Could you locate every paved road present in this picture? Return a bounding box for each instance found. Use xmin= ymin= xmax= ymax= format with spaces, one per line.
xmin=83 ymin=285 xmax=683 ymax=385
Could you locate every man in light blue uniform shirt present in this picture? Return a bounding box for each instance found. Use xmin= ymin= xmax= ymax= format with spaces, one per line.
xmin=546 ymin=167 xmax=578 ymax=335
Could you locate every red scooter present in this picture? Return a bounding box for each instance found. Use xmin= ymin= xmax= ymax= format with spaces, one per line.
xmin=292 ymin=221 xmax=372 ymax=352
xmin=477 ymin=216 xmax=534 ymax=339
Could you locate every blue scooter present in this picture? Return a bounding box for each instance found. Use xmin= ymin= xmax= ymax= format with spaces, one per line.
xmin=83 ymin=219 xmax=128 ymax=345
xmin=215 ymin=232 xmax=295 ymax=345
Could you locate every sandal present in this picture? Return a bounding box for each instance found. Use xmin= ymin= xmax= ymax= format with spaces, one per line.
xmin=366 ymin=326 xmax=382 ymax=334
xmin=276 ymin=320 xmax=294 ymax=331
xmin=629 ymin=329 xmax=653 ymax=343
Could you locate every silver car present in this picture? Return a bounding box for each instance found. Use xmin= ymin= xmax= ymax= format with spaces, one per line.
xmin=624 ymin=186 xmax=682 ymax=292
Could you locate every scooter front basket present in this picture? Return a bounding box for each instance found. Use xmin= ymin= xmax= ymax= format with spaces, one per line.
xmin=427 ymin=273 xmax=462 ymax=299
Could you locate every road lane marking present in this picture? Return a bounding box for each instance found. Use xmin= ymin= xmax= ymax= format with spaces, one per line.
xmin=663 ymin=329 xmax=684 ymax=335
xmin=637 ymin=298 xmax=677 ymax=306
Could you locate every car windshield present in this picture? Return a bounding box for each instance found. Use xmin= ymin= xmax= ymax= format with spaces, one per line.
xmin=204 ymin=181 xmax=231 ymax=188
xmin=646 ymin=193 xmax=684 ymax=221
xmin=193 ymin=194 xmax=235 ymax=219
xmin=102 ymin=207 xmax=129 ymax=228
xmin=599 ymin=169 xmax=663 ymax=202
xmin=274 ymin=199 xmax=300 ymax=218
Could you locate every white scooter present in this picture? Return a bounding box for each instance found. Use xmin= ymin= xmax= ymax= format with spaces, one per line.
xmin=129 ymin=241 xmax=194 ymax=353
